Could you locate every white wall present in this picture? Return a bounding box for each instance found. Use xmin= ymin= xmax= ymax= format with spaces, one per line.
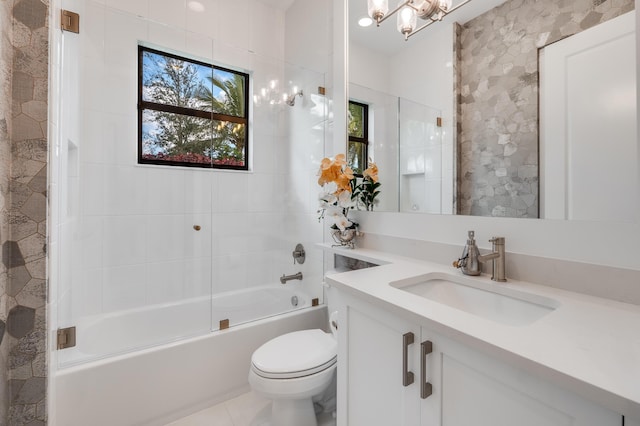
xmin=349 ymin=42 xmax=390 ymax=94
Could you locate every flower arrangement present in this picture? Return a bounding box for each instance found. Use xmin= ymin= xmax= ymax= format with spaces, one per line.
xmin=317 ymin=154 xmax=381 ymax=232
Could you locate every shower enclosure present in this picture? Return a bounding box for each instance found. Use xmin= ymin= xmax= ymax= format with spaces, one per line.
xmin=50 ymin=0 xmax=329 ymax=369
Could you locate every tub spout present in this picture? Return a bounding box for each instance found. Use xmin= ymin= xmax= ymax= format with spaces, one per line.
xmin=280 ymin=272 xmax=303 ymax=284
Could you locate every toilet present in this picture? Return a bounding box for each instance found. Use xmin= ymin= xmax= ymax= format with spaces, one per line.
xmin=248 ymin=326 xmax=337 ymax=426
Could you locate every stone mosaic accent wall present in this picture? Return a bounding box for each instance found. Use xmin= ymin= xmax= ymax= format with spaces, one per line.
xmin=457 ymin=0 xmax=634 ymax=217
xmin=1 ymin=0 xmax=49 ymax=425
xmin=1 ymin=0 xmax=14 ymax=421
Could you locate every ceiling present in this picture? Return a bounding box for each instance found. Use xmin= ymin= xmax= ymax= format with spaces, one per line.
xmin=349 ymin=0 xmax=508 ymax=56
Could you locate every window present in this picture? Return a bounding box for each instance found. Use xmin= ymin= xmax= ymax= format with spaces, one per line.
xmin=347 ymin=100 xmax=369 ymax=175
xmin=138 ymin=46 xmax=250 ymax=169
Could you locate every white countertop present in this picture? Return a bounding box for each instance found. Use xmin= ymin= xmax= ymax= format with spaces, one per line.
xmin=321 ymin=245 xmax=640 ymax=420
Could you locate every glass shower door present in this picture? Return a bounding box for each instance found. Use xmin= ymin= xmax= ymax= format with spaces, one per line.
xmin=399 ymin=98 xmax=444 ymax=214
xmin=54 ymin=3 xmax=214 ymax=367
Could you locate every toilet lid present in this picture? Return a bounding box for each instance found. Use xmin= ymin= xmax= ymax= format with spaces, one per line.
xmin=251 ymin=329 xmax=337 ymax=379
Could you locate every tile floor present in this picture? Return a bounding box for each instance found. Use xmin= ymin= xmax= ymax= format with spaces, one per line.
xmin=166 ymin=391 xmax=336 ymax=426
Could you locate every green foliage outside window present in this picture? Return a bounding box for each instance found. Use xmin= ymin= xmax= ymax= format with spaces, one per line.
xmin=347 ymin=100 xmax=368 ymax=175
xmin=139 ymin=46 xmax=249 ymax=169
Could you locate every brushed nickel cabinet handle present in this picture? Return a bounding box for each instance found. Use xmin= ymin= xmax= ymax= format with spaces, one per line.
xmin=402 ymin=332 xmax=415 ymax=387
xmin=421 ymin=340 xmax=433 ymax=399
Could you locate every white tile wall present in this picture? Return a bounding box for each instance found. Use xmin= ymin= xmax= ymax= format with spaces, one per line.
xmin=146 ymin=260 xmax=186 ymax=304
xmin=249 ymin=0 xmax=285 ymax=60
xmin=218 ymin=0 xmax=250 ymax=50
xmin=103 ymin=215 xmax=148 ymax=266
xmin=103 ymin=165 xmax=148 ymax=215
xmin=146 ymin=215 xmax=187 ymax=262
xmin=217 ymin=172 xmax=249 ymax=212
xmin=148 ymin=0 xmax=187 ymax=30
xmin=146 ymin=168 xmax=187 ymax=215
xmin=186 ymin=0 xmax=219 ymax=41
xmin=215 ymin=253 xmax=248 ymax=293
xmin=105 ymin=0 xmax=148 ymax=18
xmin=183 ymin=257 xmax=212 ymax=297
xmin=102 ymin=264 xmax=147 ymax=311
xmin=78 ymin=217 xmax=103 ymax=269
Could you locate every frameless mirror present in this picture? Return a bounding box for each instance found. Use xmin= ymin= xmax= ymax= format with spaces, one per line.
xmin=347 ymin=0 xmax=637 ymax=220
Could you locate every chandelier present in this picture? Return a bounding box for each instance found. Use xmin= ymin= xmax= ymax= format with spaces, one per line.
xmin=367 ymin=0 xmax=472 ymax=40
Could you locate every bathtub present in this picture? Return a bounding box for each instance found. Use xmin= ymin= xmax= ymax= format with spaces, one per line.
xmin=54 ymin=286 xmax=327 ymax=426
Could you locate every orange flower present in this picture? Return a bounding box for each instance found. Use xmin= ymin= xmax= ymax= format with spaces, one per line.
xmin=318 ymin=157 xmax=340 ymax=186
xmin=334 ymin=153 xmax=347 ymax=167
xmin=317 ymin=155 xmax=354 ymax=191
xmin=335 ymin=176 xmax=351 ymax=193
xmin=363 ymin=162 xmax=379 ymax=183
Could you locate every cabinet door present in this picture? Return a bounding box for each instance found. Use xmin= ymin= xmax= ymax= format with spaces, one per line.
xmin=344 ymin=300 xmax=422 ymax=426
xmin=435 ymin=333 xmax=621 ymax=426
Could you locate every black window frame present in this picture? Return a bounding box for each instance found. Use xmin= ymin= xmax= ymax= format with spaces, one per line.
xmin=348 ymin=100 xmax=369 ymax=176
xmin=137 ymin=45 xmax=250 ymax=170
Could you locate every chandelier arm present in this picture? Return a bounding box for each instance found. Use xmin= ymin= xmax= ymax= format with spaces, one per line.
xmin=406 ymin=18 xmax=437 ymax=39
xmin=376 ymin=0 xmax=413 ymax=25
xmin=406 ymin=0 xmax=473 ymax=39
xmin=438 ymin=0 xmax=473 ymax=16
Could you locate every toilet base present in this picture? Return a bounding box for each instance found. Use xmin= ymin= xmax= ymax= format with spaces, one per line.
xmin=272 ymin=398 xmax=317 ymax=426
xmin=250 ymin=402 xmax=337 ymax=426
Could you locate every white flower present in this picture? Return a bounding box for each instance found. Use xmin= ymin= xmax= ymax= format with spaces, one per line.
xmin=333 ymin=214 xmax=353 ymax=232
xmin=324 ymin=181 xmax=338 ymax=194
xmin=337 ymin=190 xmax=355 ymax=209
xmin=318 ymin=191 xmax=337 ymax=208
xmin=325 ymin=205 xmax=343 ymax=218
xmin=324 ymin=205 xmax=352 ymax=231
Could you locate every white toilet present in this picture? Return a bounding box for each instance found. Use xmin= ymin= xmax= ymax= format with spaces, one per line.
xmin=248 ymin=326 xmax=337 ymax=426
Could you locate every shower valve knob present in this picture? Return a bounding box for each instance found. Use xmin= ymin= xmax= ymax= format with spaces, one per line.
xmin=292 ymin=243 xmax=305 ymax=264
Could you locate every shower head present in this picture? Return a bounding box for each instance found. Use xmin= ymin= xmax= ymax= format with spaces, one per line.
xmin=285 ymin=89 xmax=303 ymax=106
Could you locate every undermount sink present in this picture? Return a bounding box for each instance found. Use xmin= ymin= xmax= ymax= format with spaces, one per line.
xmin=390 ymin=272 xmax=559 ymax=326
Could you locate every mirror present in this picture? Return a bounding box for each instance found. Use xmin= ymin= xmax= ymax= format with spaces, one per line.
xmin=348 ymin=0 xmax=637 ymax=220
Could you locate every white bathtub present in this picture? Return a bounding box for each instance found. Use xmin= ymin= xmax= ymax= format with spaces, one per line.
xmin=58 ymin=285 xmax=311 ymax=367
xmin=54 ymin=286 xmax=327 ymax=426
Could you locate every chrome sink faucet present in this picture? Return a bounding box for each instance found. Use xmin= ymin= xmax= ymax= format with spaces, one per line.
xmin=477 ymin=237 xmax=507 ymax=282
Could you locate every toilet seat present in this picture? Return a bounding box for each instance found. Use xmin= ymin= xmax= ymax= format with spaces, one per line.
xmin=252 ymin=356 xmax=336 ymax=379
xmin=251 ymin=329 xmax=337 ymax=379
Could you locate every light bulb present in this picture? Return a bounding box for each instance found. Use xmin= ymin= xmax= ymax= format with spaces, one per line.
xmin=367 ymin=0 xmax=389 ymax=23
xmin=396 ymin=5 xmax=416 ymax=37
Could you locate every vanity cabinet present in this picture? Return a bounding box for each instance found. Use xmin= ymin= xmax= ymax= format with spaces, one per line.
xmin=335 ymin=290 xmax=621 ymax=426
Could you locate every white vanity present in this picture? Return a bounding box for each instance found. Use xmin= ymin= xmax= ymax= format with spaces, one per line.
xmin=323 ymin=246 xmax=640 ymax=426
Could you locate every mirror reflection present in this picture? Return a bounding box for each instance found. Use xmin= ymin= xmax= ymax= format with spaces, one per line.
xmin=348 ymin=0 xmax=637 ymax=220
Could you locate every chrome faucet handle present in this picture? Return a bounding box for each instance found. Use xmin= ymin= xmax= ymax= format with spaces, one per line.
xmin=292 ymin=243 xmax=305 ymax=265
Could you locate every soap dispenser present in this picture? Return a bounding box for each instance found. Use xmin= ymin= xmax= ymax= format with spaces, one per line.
xmin=453 ymin=230 xmax=481 ymax=276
